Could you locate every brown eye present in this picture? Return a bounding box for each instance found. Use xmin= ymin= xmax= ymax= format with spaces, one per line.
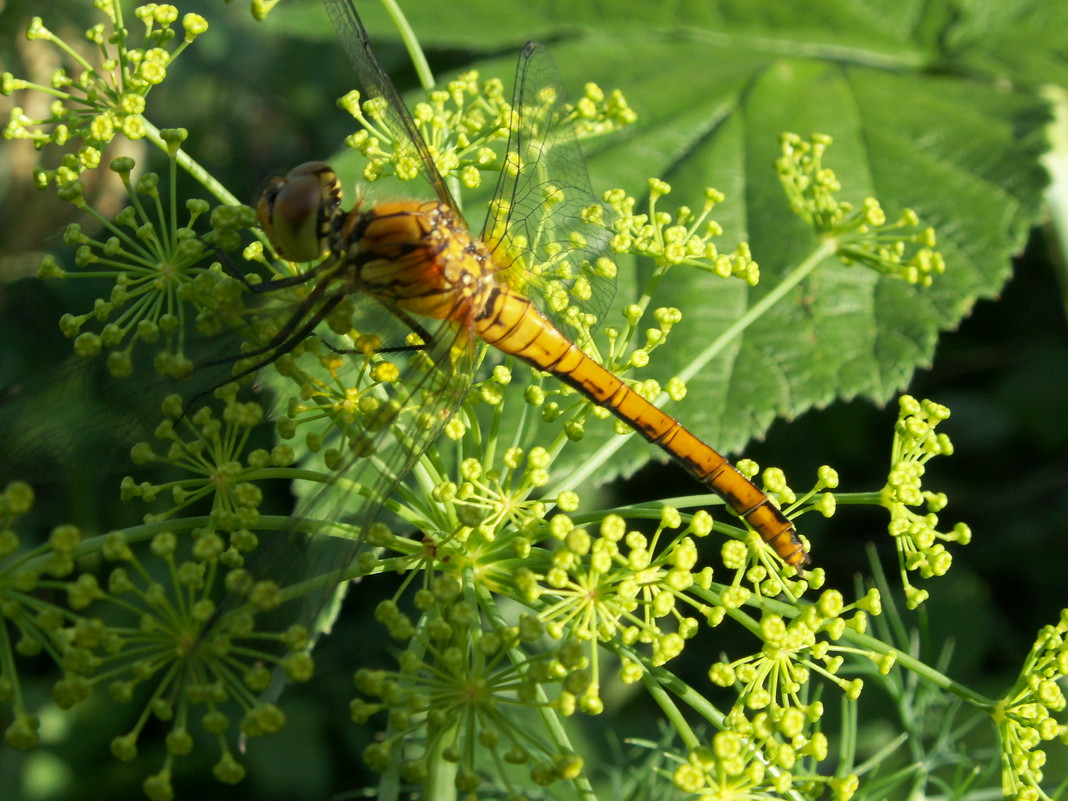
xmin=257 ymin=161 xmax=340 ymax=262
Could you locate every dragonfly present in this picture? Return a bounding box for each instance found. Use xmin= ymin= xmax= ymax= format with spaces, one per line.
xmin=245 ymin=0 xmax=809 ymax=576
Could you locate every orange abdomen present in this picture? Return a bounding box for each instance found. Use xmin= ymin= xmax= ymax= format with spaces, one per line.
xmin=473 ymin=283 xmax=808 ymax=569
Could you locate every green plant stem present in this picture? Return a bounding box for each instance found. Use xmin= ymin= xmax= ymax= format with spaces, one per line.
xmin=635 ymin=659 xmax=703 ymax=749
xmin=68 ymin=515 xmax=209 ymax=559
xmin=839 ymin=628 xmax=998 ymax=710
xmin=1040 ymin=86 xmax=1068 ymax=320
xmin=409 ymin=603 xmax=456 ymax=801
xmin=830 ymin=491 xmax=887 ymax=506
xmin=142 ymin=119 xmax=242 ymax=208
xmin=676 ymin=239 xmax=836 ymax=385
xmin=379 ymin=0 xmax=434 ymax=92
xmin=477 ymin=583 xmax=598 ymax=801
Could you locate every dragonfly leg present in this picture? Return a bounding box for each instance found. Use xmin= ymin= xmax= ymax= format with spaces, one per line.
xmin=318 ymin=338 xmax=423 ymax=357
xmin=179 ymin=292 xmax=345 ymax=416
xmin=209 ymin=240 xmax=332 ymax=293
xmin=207 ymin=292 xmax=344 ymax=374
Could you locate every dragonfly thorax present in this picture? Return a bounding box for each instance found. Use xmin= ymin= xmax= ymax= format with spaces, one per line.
xmin=339 ymin=198 xmax=495 ymax=323
xmin=259 ymin=162 xmax=496 ymax=325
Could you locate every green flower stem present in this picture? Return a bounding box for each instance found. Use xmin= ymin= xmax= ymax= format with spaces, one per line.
xmin=676 ymin=239 xmax=836 ymax=385
xmin=476 ymin=583 xmax=597 ymax=801
xmin=839 ymin=628 xmax=998 ymax=710
xmin=412 ymin=568 xmax=465 ymax=801
xmin=836 ymin=695 xmax=860 ymax=775
xmin=624 ymin=263 xmax=672 ymax=352
xmin=32 ymin=516 xmax=210 ymax=568
xmin=460 ymin=404 xmax=487 ymax=462
xmin=630 ymin=650 xmax=810 ymax=801
xmin=828 ymin=492 xmax=886 ymax=507
xmin=0 ymin=620 xmax=27 ymax=709
xmin=401 ymin=614 xmax=444 ymax=801
xmin=633 ymin=656 xmax=705 ymax=749
xmin=547 ymin=239 xmax=837 ymax=495
xmin=34 ymin=22 xmax=96 ymax=77
xmin=378 ymin=0 xmax=435 ymax=94
xmin=1041 ymin=86 xmax=1068 ymax=320
xmin=423 ymin=729 xmax=458 ymax=801
xmin=251 ymin=466 xmax=430 ymax=532
xmin=371 ymin=0 xmax=471 ymax=205
xmin=141 ymin=119 xmax=241 ymax=208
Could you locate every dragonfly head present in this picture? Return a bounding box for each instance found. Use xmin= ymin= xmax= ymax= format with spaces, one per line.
xmin=257 ymin=161 xmax=342 ymax=262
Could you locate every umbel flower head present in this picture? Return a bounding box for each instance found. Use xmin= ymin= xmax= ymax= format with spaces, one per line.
xmin=1 ymin=480 xmax=49 ymax=751
xmin=777 ymin=132 xmax=944 ymax=286
xmin=994 ymin=609 xmax=1068 ymax=801
xmin=3 ymin=5 xmax=208 ymax=186
xmin=47 ymin=516 xmax=320 ymax=799
xmin=340 ymin=67 xmax=634 ymax=187
xmin=349 ymin=575 xmax=588 ymax=794
xmin=37 ymin=150 xmax=257 ymax=379
xmin=881 ymin=395 xmax=970 ymax=608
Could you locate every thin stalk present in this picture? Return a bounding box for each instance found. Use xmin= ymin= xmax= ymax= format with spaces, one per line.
xmin=378 ymin=0 xmax=435 ymax=93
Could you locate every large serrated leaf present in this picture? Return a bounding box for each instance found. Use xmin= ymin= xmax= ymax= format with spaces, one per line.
xmin=271 ymin=0 xmax=1053 ymax=488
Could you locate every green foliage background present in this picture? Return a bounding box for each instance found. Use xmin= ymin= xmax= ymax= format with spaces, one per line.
xmin=0 ymin=0 xmax=1066 ymax=798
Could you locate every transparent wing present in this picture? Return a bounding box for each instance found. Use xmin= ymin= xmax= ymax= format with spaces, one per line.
xmin=226 ymin=288 xmax=476 ymax=639
xmin=0 ymin=328 xmax=259 ymax=487
xmin=208 ymin=5 xmax=613 ymax=647
xmin=482 ymin=43 xmax=614 ymax=332
xmin=185 ymin=0 xmax=484 ymax=644
xmin=323 ymin=0 xmax=460 ymax=217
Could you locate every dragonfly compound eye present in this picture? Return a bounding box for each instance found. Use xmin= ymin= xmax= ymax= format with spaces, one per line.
xmin=257 ymin=161 xmax=341 ymax=262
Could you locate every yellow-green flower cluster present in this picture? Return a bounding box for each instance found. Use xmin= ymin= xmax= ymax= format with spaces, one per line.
xmin=518 ymin=507 xmax=722 ymax=696
xmin=123 ymin=386 xmax=292 ymax=531
xmin=708 ymin=588 xmax=884 ymax=714
xmin=349 ymin=575 xmax=588 ymax=794
xmin=39 ymin=152 xmax=256 ymax=378
xmin=269 ymin=326 xmax=447 ymax=471
xmin=2 ymin=4 xmax=208 ymax=185
xmin=602 ymin=180 xmax=761 ymax=283
xmin=2 ymin=467 xmax=315 ymax=791
xmin=434 ymin=445 xmax=553 ymax=544
xmin=777 ymin=133 xmax=945 ymax=286
xmin=364 ymin=434 xmax=578 ymax=586
xmin=65 ymin=522 xmax=313 ymax=801
xmin=340 ymin=70 xmax=508 ymax=185
xmin=1 ymin=481 xmax=49 ymax=750
xmin=340 ymin=70 xmax=633 ymax=188
xmin=995 ymin=609 xmax=1068 ymax=801
xmin=881 ymin=395 xmax=970 ymax=608
xmin=11 ymin=387 xmax=333 ymax=797
xmin=673 ymin=722 xmax=859 ymax=801
xmin=566 ymin=82 xmax=637 ymax=140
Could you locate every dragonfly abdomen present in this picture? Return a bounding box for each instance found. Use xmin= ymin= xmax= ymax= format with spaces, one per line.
xmin=475 ymin=284 xmax=809 ymax=569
